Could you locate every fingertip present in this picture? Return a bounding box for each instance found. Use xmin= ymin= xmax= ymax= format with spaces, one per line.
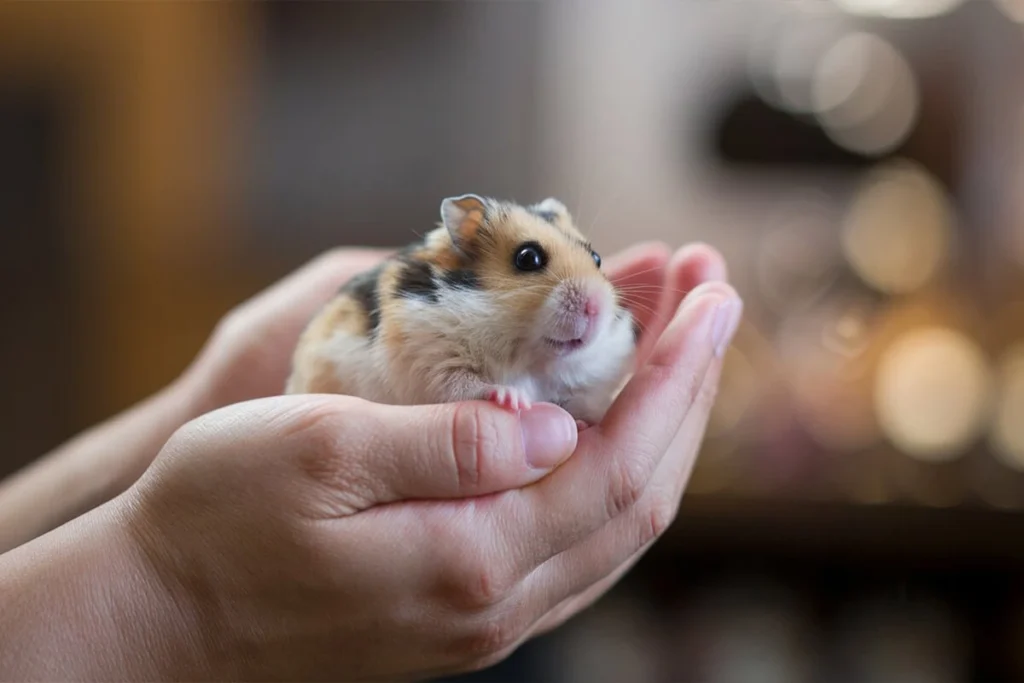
xmin=673 ymin=282 xmax=742 ymax=358
xmin=599 ymin=283 xmax=737 ymax=443
xmin=606 ymin=241 xmax=672 ymax=280
xmin=519 ymin=403 xmax=578 ymax=471
xmin=669 ymin=242 xmax=728 ymax=287
xmin=678 ymin=281 xmax=740 ymax=313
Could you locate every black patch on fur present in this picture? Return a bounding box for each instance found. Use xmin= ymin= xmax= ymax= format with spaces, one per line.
xmin=442 ymin=268 xmax=480 ymax=290
xmin=345 ymin=264 xmax=384 ymax=335
xmin=395 ymin=259 xmax=439 ymax=302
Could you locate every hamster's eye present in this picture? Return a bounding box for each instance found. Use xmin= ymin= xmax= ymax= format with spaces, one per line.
xmin=591 ymin=250 xmax=602 ymax=268
xmin=514 ymin=242 xmax=548 ymax=272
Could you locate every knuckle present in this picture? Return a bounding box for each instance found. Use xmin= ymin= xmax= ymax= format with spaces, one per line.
xmin=212 ymin=300 xmax=253 ymax=343
xmin=286 ymin=401 xmax=352 ymax=476
xmin=448 ymin=557 xmax=516 ymax=612
xmin=450 ymin=404 xmax=501 ymax=490
xmin=639 ymin=491 xmax=678 ymax=548
xmin=317 ymin=247 xmax=356 ymax=272
xmin=451 ymin=616 xmax=520 ymax=664
xmin=605 ymin=454 xmax=650 ymax=520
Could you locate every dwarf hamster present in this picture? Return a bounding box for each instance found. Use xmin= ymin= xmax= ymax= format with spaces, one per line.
xmin=285 ymin=194 xmax=637 ymax=425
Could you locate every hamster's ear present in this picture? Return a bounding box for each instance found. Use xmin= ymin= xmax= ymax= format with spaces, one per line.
xmin=440 ymin=194 xmax=488 ymax=248
xmin=530 ymin=197 xmax=571 ymax=223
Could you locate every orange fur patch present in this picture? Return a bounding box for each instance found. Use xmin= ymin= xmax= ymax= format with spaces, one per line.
xmin=469 ymin=205 xmax=607 ymax=324
xmin=288 ymin=293 xmax=369 ymax=394
xmin=376 ymin=259 xmax=411 ymax=355
xmin=450 ymin=196 xmax=487 ymax=244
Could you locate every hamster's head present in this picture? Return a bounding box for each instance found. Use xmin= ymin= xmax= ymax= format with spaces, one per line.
xmin=439 ymin=194 xmax=634 ymax=364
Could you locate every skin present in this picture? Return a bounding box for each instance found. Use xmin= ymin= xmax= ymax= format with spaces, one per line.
xmin=0 ymin=241 xmax=740 ymax=681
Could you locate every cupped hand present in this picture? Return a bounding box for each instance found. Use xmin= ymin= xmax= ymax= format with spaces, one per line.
xmin=113 ymin=245 xmax=740 ymax=681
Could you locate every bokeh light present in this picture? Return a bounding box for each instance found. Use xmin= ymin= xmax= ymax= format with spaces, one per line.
xmin=773 ymin=27 xmax=847 ymax=114
xmin=832 ymin=0 xmax=967 ymax=19
xmin=746 ymin=12 xmax=845 ymax=115
xmin=874 ymin=327 xmax=993 ymax=462
xmin=811 ymin=32 xmax=919 ymax=155
xmin=841 ymin=160 xmax=954 ymax=294
xmin=993 ymin=0 xmax=1024 ymax=23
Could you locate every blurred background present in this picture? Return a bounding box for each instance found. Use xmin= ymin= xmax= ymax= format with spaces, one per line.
xmin=2 ymin=0 xmax=1024 ymax=680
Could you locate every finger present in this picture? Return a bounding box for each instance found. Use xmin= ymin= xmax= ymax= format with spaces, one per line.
xmin=529 ymin=542 xmax=648 ymax=637
xmin=351 ymin=399 xmax=578 ymax=505
xmin=603 ymin=242 xmax=671 ymax=338
xmin=264 ymin=393 xmax=580 ymax=513
xmin=167 ymin=393 xmax=578 ymax=515
xmin=523 ymin=355 xmax=730 ymax=633
xmin=636 ymin=243 xmax=728 ymax=363
xmin=496 ymin=281 xmax=742 ymax=570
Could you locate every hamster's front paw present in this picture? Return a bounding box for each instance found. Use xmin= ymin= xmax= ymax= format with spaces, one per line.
xmin=486 ymin=385 xmax=533 ymax=412
xmin=575 ymin=419 xmax=592 ymax=432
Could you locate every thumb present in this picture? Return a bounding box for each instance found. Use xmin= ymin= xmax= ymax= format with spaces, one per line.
xmin=345 ymin=399 xmax=579 ymax=504
xmin=176 ymin=394 xmax=579 ymax=508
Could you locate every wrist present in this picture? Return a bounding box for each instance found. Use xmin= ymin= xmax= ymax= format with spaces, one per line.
xmin=0 ymin=497 xmax=211 ymax=680
xmin=0 ymin=376 xmax=203 ymax=555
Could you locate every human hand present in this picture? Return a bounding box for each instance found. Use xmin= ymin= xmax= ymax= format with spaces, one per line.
xmin=103 ymin=246 xmax=739 ymax=681
xmin=0 ymin=240 xmax=699 ymax=557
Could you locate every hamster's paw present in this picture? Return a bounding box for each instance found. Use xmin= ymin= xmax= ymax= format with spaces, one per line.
xmin=486 ymin=385 xmax=533 ymax=412
xmin=575 ymin=419 xmax=592 ymax=432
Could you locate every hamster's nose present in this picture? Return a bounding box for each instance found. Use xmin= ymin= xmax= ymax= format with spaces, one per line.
xmin=584 ymin=293 xmax=601 ymax=321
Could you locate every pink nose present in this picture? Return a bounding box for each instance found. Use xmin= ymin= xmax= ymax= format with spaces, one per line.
xmin=584 ymin=294 xmax=601 ymax=320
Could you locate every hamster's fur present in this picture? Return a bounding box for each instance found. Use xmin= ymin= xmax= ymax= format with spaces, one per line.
xmin=285 ymin=194 xmax=636 ymax=424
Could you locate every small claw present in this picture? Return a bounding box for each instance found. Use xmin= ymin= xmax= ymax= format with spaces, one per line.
xmin=575 ymin=419 xmax=591 ymax=432
xmin=485 ymin=386 xmax=530 ymax=413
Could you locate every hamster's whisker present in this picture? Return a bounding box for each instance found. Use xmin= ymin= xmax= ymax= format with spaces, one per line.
xmin=618 ymin=301 xmax=658 ymax=321
xmin=616 ymin=285 xmax=699 ymax=297
xmin=608 ymin=262 xmax=680 ymax=283
xmin=615 ymin=294 xmax=658 ymax=314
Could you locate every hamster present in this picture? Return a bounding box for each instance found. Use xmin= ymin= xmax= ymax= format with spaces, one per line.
xmin=285 ymin=194 xmax=637 ymax=425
